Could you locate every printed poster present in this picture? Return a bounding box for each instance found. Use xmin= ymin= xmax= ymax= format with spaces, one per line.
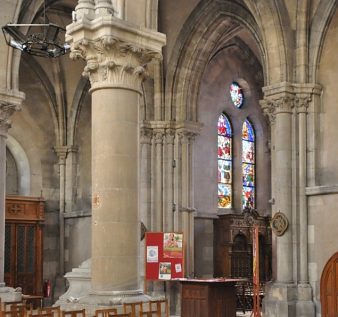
xmin=147 ymin=246 xmax=158 ymax=263
xmin=163 ymin=233 xmax=183 ymax=258
xmin=159 ymin=262 xmax=171 ymax=280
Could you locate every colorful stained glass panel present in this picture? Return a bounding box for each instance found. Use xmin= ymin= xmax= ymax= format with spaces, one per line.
xmin=242 ymin=120 xmax=255 ymax=141
xmin=218 ymin=184 xmax=232 ymax=208
xmin=242 ymin=186 xmax=255 ymax=209
xmin=230 ymin=82 xmax=244 ymax=108
xmin=242 ymin=141 xmax=255 ymax=163
xmin=218 ymin=160 xmax=232 ymax=184
xmin=218 ymin=135 xmax=231 ymax=160
xmin=218 ymin=114 xmax=232 ymax=136
xmin=242 ymin=163 xmax=255 ymax=187
xmin=218 ymin=114 xmax=232 ymax=208
xmin=242 ymin=119 xmax=255 ymax=209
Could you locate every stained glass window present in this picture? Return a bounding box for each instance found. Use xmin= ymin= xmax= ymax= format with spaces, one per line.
xmin=230 ymin=82 xmax=244 ymax=108
xmin=218 ymin=114 xmax=232 ymax=208
xmin=242 ymin=119 xmax=255 ymax=209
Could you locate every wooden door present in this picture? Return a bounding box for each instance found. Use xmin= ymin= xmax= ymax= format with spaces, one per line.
xmin=321 ymin=252 xmax=338 ymax=317
xmin=5 ymin=196 xmax=44 ymax=295
xmin=5 ymin=222 xmax=43 ymax=295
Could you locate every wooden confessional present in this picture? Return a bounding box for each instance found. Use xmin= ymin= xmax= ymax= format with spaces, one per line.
xmin=214 ymin=213 xmax=272 ymax=281
xmin=4 ymin=196 xmax=45 ymax=295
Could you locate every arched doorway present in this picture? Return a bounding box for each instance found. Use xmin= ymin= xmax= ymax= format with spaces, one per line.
xmin=321 ymin=252 xmax=338 ymax=316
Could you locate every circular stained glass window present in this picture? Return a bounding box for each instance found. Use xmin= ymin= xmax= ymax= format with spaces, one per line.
xmin=230 ymin=82 xmax=244 ymax=108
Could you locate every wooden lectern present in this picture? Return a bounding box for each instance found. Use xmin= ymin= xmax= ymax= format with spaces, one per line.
xmin=176 ymin=278 xmax=242 ymax=317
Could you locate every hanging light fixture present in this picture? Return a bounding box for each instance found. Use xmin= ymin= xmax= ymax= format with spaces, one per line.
xmin=2 ymin=1 xmax=70 ymax=58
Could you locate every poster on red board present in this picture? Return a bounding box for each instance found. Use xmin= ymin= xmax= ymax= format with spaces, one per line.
xmin=145 ymin=232 xmax=184 ymax=281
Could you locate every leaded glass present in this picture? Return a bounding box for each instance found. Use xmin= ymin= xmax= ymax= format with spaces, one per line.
xmin=230 ymin=82 xmax=244 ymax=108
xmin=242 ymin=163 xmax=255 ymax=186
xmin=218 ymin=183 xmax=232 ymax=208
xmin=218 ymin=160 xmax=232 ymax=184
xmin=218 ymin=114 xmax=232 ymax=208
xmin=218 ymin=135 xmax=231 ymax=160
xmin=242 ymin=119 xmax=255 ymax=209
xmin=242 ymin=186 xmax=255 ymax=209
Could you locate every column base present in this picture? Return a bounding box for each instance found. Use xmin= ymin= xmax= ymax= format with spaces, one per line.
xmin=263 ymin=282 xmax=315 ymax=317
xmin=262 ymin=282 xmax=297 ymax=316
xmin=0 ymin=284 xmax=22 ymax=302
xmin=296 ymin=283 xmax=315 ymax=317
xmin=55 ymin=259 xmax=165 ymax=316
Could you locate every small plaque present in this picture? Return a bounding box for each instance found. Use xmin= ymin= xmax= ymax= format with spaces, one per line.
xmin=271 ymin=211 xmax=289 ymax=236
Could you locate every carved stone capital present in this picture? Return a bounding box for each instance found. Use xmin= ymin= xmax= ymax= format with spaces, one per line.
xmin=0 ymin=89 xmax=24 ymax=133
xmin=165 ymin=129 xmax=175 ymax=145
xmin=267 ymin=96 xmax=294 ymax=115
xmin=140 ymin=127 xmax=152 ymax=145
xmin=295 ymin=95 xmax=312 ymax=114
xmin=67 ymin=16 xmax=166 ymax=93
xmin=154 ymin=129 xmax=164 ymax=145
xmin=0 ymin=103 xmax=20 ymax=132
xmin=71 ymin=37 xmax=157 ymax=92
xmin=260 ymin=99 xmax=275 ymax=125
xmin=54 ymin=146 xmax=69 ymax=164
xmin=177 ymin=130 xmax=197 ymax=144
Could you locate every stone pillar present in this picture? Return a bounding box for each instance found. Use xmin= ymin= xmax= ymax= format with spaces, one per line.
xmin=140 ymin=127 xmax=152 ymax=229
xmin=262 ymin=85 xmax=297 ymax=317
xmin=261 ymin=99 xmax=277 ymax=280
xmin=272 ymin=96 xmax=294 ymax=283
xmin=152 ymin=129 xmax=164 ymax=231
xmin=295 ymin=96 xmax=310 ymax=284
xmin=64 ymin=146 xmax=79 ymax=213
xmin=163 ymin=129 xmax=175 ymax=232
xmin=54 ymin=146 xmax=69 ymax=276
xmin=66 ymin=8 xmax=165 ymax=302
xmin=177 ymin=130 xmax=196 ymax=276
xmin=294 ymin=87 xmax=318 ymax=316
xmin=0 ymin=90 xmax=24 ymax=301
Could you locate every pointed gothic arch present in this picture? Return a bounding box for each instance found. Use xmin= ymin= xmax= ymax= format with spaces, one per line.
xmin=165 ymin=0 xmax=289 ymax=124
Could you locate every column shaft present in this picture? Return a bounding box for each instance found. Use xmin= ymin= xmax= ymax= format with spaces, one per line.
xmin=275 ymin=110 xmax=293 ymax=283
xmin=153 ymin=131 xmax=163 ymax=231
xmin=298 ymin=110 xmax=308 ymax=283
xmin=163 ymin=131 xmax=174 ymax=232
xmin=91 ymin=88 xmax=139 ymax=291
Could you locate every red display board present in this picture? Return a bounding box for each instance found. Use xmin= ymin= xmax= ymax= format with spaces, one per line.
xmin=145 ymin=232 xmax=184 ymax=281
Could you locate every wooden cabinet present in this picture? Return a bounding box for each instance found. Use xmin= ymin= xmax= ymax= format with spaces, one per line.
xmin=214 ymin=214 xmax=271 ymax=281
xmin=180 ymin=278 xmax=238 ymax=317
xmin=5 ymin=196 xmax=44 ymax=295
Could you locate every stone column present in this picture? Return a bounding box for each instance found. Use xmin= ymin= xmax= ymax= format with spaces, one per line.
xmin=261 ymin=100 xmax=277 ymax=280
xmin=262 ymin=87 xmax=297 ymax=317
xmin=271 ymin=96 xmax=294 ymax=283
xmin=139 ymin=126 xmax=152 ymax=289
xmin=152 ymin=129 xmax=164 ymax=231
xmin=64 ymin=146 xmax=79 ymax=213
xmin=66 ymin=10 xmax=165 ymax=299
xmin=163 ymin=129 xmax=175 ymax=232
xmin=0 ymin=90 xmax=24 ymax=301
xmin=54 ymin=146 xmax=69 ymax=276
xmin=177 ymin=130 xmax=196 ymax=276
xmin=295 ymin=96 xmax=310 ymax=284
xmin=140 ymin=127 xmax=152 ymax=229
